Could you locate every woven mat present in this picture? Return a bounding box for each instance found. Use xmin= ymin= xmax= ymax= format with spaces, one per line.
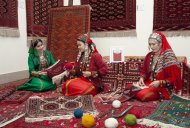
xmin=139 ymin=95 xmax=190 ymax=128
xmin=47 ymin=5 xmax=90 ymax=61
xmin=153 ymin=0 xmax=190 ymax=36
xmin=0 ymin=0 xmax=19 ymax=37
xmin=81 ymin=0 xmax=136 ymax=37
xmin=25 ymin=95 xmax=98 ymax=122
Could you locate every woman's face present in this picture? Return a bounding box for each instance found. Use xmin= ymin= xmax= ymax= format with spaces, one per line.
xmin=77 ymin=41 xmax=85 ymax=52
xmin=35 ymin=41 xmax=44 ymax=52
xmin=148 ymin=39 xmax=162 ymax=53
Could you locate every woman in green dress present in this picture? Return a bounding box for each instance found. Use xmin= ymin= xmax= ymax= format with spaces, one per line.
xmin=16 ymin=39 xmax=56 ymax=92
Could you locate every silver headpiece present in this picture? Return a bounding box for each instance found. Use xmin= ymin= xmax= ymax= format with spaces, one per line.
xmin=148 ymin=33 xmax=162 ymax=43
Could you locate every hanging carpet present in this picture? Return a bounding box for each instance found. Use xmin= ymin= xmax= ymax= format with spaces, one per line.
xmin=81 ymin=0 xmax=136 ymax=37
xmin=0 ymin=0 xmax=19 ymax=37
xmin=47 ymin=5 xmax=91 ymax=62
xmin=153 ymin=0 xmax=190 ymax=36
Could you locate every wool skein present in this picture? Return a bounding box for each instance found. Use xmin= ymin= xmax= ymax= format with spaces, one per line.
xmin=82 ymin=114 xmax=95 ymax=128
xmin=73 ymin=108 xmax=83 ymax=119
xmin=112 ymin=100 xmax=121 ymax=108
xmin=124 ymin=114 xmax=137 ymax=126
xmin=104 ymin=118 xmax=118 ymax=128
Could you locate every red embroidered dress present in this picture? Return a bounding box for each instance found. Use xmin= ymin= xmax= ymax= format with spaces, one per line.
xmin=62 ymin=35 xmax=107 ymax=96
xmin=136 ymin=32 xmax=182 ymax=101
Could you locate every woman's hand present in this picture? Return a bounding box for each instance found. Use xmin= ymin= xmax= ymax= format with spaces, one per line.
xmin=138 ymin=77 xmax=145 ymax=86
xmin=39 ymin=71 xmax=47 ymax=76
xmin=149 ymin=80 xmax=160 ymax=88
xmin=82 ymin=71 xmax=91 ymax=77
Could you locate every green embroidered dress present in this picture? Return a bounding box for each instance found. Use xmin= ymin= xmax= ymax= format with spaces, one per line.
xmin=16 ymin=49 xmax=56 ymax=92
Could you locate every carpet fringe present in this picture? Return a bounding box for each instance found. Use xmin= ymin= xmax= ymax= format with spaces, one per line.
xmin=90 ymin=30 xmax=137 ymax=37
xmin=27 ymin=37 xmax=47 ymax=44
xmin=0 ymin=27 xmax=20 ymax=37
xmin=161 ymin=30 xmax=190 ymax=37
xmin=25 ymin=111 xmax=99 ymax=123
xmin=25 ymin=115 xmax=73 ymax=122
xmin=137 ymin=118 xmax=184 ymax=128
xmin=174 ymin=94 xmax=190 ymax=100
xmin=0 ymin=113 xmax=25 ymax=127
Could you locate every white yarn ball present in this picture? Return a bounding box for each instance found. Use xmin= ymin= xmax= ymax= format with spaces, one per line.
xmin=112 ymin=100 xmax=121 ymax=108
xmin=105 ymin=118 xmax=119 ymax=128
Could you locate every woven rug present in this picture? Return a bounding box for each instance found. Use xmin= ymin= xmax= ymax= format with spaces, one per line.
xmin=138 ymin=95 xmax=190 ymax=128
xmin=102 ymin=62 xmax=142 ymax=91
xmin=0 ymin=101 xmax=25 ymax=127
xmin=1 ymin=91 xmax=33 ymax=104
xmin=81 ymin=0 xmax=136 ymax=37
xmin=0 ymin=86 xmax=15 ymax=102
xmin=26 ymin=0 xmax=63 ymax=40
xmin=5 ymin=98 xmax=159 ymax=128
xmin=25 ymin=95 xmax=98 ymax=122
xmin=0 ymin=0 xmax=19 ymax=37
xmin=47 ymin=5 xmax=90 ymax=62
xmin=153 ymin=0 xmax=190 ymax=36
xmin=182 ymin=63 xmax=190 ymax=96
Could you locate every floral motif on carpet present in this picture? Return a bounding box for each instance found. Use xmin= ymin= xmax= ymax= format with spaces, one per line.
xmin=139 ymin=95 xmax=190 ymax=128
xmin=25 ymin=95 xmax=98 ymax=122
xmin=0 ymin=0 xmax=19 ymax=37
xmin=47 ymin=5 xmax=90 ymax=61
xmin=26 ymin=0 xmax=63 ymax=37
xmin=153 ymin=0 xmax=190 ymax=36
xmin=81 ymin=0 xmax=136 ymax=37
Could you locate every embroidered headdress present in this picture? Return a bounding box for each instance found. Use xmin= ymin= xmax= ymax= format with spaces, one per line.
xmin=77 ymin=34 xmax=88 ymax=44
xmin=76 ymin=34 xmax=98 ymax=66
xmin=148 ymin=33 xmax=162 ymax=43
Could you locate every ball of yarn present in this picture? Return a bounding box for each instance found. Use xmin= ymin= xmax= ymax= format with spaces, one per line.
xmin=74 ymin=108 xmax=83 ymax=119
xmin=82 ymin=114 xmax=95 ymax=128
xmin=124 ymin=114 xmax=137 ymax=126
xmin=104 ymin=118 xmax=118 ymax=128
xmin=112 ymin=100 xmax=121 ymax=108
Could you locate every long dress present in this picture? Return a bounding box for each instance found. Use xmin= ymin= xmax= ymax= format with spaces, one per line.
xmin=16 ymin=50 xmax=56 ymax=92
xmin=135 ymin=32 xmax=182 ymax=101
xmin=62 ymin=51 xmax=107 ymax=96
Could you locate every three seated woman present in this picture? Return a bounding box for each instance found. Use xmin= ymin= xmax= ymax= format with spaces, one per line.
xmin=17 ymin=32 xmax=182 ymax=102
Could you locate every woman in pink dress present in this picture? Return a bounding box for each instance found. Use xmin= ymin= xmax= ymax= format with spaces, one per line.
xmin=62 ymin=34 xmax=107 ymax=96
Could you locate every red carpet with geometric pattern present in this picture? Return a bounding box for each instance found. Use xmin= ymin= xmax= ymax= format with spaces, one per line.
xmin=81 ymin=0 xmax=136 ymax=36
xmin=102 ymin=62 xmax=142 ymax=91
xmin=0 ymin=0 xmax=19 ymax=37
xmin=26 ymin=0 xmax=63 ymax=37
xmin=153 ymin=0 xmax=190 ymax=36
xmin=47 ymin=5 xmax=91 ymax=62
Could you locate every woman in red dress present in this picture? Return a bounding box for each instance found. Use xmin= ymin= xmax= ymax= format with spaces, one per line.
xmin=136 ymin=32 xmax=182 ymax=101
xmin=62 ymin=34 xmax=107 ymax=96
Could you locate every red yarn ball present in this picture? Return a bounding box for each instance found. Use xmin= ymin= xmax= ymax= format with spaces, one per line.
xmin=64 ymin=62 xmax=73 ymax=70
